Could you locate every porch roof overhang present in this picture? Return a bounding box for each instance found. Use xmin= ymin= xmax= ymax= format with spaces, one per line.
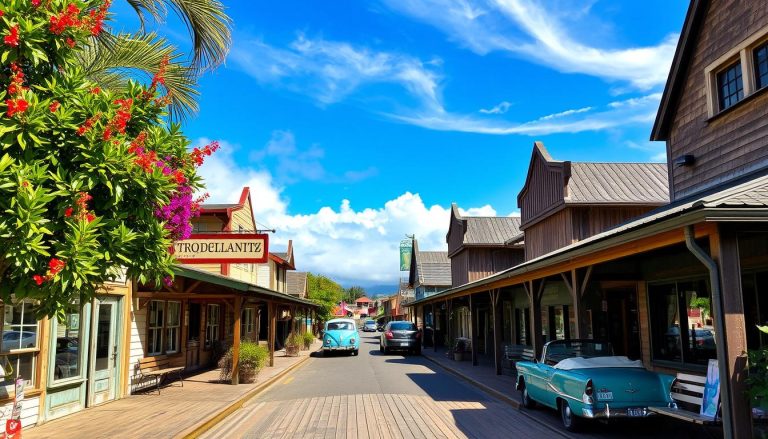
xmin=408 ymin=174 xmax=768 ymax=307
xmin=171 ymin=265 xmax=318 ymax=307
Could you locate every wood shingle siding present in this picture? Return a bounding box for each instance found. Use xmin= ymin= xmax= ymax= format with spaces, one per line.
xmin=654 ymin=0 xmax=768 ymax=200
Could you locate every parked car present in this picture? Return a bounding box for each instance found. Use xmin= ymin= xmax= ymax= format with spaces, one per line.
xmin=363 ymin=320 xmax=377 ymax=332
xmin=380 ymin=321 xmax=421 ymax=355
xmin=516 ymin=339 xmax=675 ymax=432
xmin=2 ymin=330 xmax=36 ymax=351
xmin=322 ymin=318 xmax=359 ymax=356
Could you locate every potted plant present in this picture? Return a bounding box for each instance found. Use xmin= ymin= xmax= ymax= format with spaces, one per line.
xmin=285 ymin=332 xmax=303 ymax=356
xmin=747 ymin=326 xmax=768 ymax=418
xmin=302 ymin=332 xmax=315 ymax=350
xmin=218 ymin=341 xmax=269 ymax=384
xmin=452 ymin=337 xmax=470 ymax=361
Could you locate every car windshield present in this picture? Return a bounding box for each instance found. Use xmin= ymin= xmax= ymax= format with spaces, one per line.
xmin=365 ymin=320 xmax=375 ymax=324
xmin=389 ymin=322 xmax=416 ymax=331
xmin=545 ymin=340 xmax=612 ymax=364
xmin=327 ymin=322 xmax=354 ymax=331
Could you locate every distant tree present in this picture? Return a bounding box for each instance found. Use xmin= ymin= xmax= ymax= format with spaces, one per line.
xmin=306 ymin=273 xmax=343 ymax=322
xmin=346 ymin=285 xmax=366 ymax=301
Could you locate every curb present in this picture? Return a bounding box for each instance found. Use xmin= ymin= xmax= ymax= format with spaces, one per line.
xmin=178 ymin=348 xmax=318 ymax=439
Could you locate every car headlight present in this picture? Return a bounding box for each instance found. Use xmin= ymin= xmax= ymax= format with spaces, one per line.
xmin=325 ymin=338 xmax=331 ymax=344
xmin=350 ymin=338 xmax=355 ymax=344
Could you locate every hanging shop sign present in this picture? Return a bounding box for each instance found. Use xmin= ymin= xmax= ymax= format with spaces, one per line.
xmin=399 ymin=239 xmax=413 ymax=271
xmin=173 ymin=233 xmax=269 ymax=264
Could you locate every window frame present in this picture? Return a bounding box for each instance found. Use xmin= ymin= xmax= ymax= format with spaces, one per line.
xmin=241 ymin=308 xmax=255 ymax=335
xmin=753 ymin=41 xmax=768 ymax=90
xmin=0 ymin=300 xmax=42 ymax=391
xmin=705 ymin=28 xmax=768 ymax=118
xmin=205 ymin=304 xmax=220 ymax=348
xmin=146 ymin=300 xmax=182 ymax=356
xmin=716 ymin=61 xmax=744 ymax=111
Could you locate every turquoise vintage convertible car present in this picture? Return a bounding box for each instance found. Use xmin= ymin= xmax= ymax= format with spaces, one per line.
xmin=322 ymin=318 xmax=359 ymax=356
xmin=516 ymin=340 xmax=676 ymax=432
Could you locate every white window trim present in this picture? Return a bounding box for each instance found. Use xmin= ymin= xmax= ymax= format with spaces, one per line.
xmin=705 ymin=25 xmax=768 ymax=117
xmin=148 ymin=300 xmax=165 ymax=356
xmin=165 ymin=301 xmax=181 ymax=354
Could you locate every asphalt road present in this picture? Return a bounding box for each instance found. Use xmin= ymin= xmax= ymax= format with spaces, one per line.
xmin=202 ymin=332 xmax=720 ymax=439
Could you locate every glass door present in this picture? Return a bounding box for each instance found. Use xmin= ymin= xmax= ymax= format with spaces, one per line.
xmin=88 ymin=296 xmax=121 ymax=406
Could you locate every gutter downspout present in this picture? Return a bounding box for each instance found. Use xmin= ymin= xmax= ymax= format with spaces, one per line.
xmin=684 ymin=226 xmax=733 ymax=438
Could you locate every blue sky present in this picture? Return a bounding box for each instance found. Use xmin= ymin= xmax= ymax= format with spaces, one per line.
xmin=112 ymin=1 xmax=688 ymax=290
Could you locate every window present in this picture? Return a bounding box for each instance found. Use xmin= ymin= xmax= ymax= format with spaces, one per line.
xmin=754 ymin=42 xmax=768 ymax=90
xmin=147 ymin=300 xmax=180 ymax=356
xmin=148 ymin=301 xmax=164 ymax=356
xmin=206 ymin=304 xmax=220 ymax=348
xmin=717 ymin=62 xmax=744 ymax=110
xmin=166 ymin=302 xmax=181 ymax=354
xmin=649 ymin=278 xmax=716 ymax=367
xmin=241 ymin=308 xmax=255 ymax=335
xmin=53 ymin=305 xmax=81 ymax=383
xmin=1 ymin=301 xmax=40 ymax=389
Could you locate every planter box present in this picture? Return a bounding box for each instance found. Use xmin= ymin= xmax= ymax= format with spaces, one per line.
xmin=453 ymin=352 xmax=465 ymax=361
xmin=286 ymin=345 xmax=300 ymax=357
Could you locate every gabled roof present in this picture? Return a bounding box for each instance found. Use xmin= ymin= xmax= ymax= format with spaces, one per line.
xmin=567 ymin=163 xmax=669 ymax=204
xmin=651 ymin=0 xmax=708 ymax=141
xmin=416 ymin=251 xmax=451 ymax=286
xmin=269 ymin=240 xmax=295 ymax=269
xmin=286 ymin=271 xmax=308 ymax=297
xmin=464 ymin=217 xmax=523 ymax=245
xmin=356 ymin=297 xmax=373 ymax=303
xmin=200 ymin=187 xmax=257 ymax=232
xmin=408 ymin=171 xmax=768 ymax=306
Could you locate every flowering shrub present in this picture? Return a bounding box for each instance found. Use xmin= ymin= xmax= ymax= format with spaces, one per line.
xmin=0 ymin=0 xmax=217 ymax=319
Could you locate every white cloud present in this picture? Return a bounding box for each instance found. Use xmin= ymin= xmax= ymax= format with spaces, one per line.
xmin=479 ymin=101 xmax=512 ymax=114
xmin=197 ymin=138 xmax=499 ymax=286
xmin=625 ymin=139 xmax=667 ymax=162
xmin=381 ymin=0 xmax=677 ymax=90
xmin=231 ymin=34 xmax=443 ymax=111
xmin=389 ymin=94 xmax=660 ymax=136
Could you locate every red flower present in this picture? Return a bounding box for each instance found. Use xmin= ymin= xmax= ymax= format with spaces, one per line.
xmin=6 ymin=99 xmax=28 ymax=117
xmin=32 ymin=275 xmax=44 ymax=286
xmin=65 ymin=37 xmax=75 ymax=48
xmin=48 ymin=258 xmax=65 ymax=275
xmin=49 ymin=101 xmax=60 ymax=112
xmin=90 ymin=87 xmax=101 ymax=94
xmin=0 ymin=11 xmax=4 ymax=17
xmin=85 ymin=213 xmax=95 ymax=223
xmin=102 ymin=127 xmax=112 ymax=140
xmin=64 ymin=207 xmax=73 ymax=217
xmin=151 ymin=55 xmax=169 ymax=89
xmin=31 ymin=0 xmax=41 ymax=6
xmin=3 ymin=25 xmax=19 ymax=47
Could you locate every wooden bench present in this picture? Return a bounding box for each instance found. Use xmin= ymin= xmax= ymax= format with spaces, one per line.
xmin=502 ymin=345 xmax=535 ymax=372
xmin=136 ymin=355 xmax=185 ymax=394
xmin=648 ymin=373 xmax=720 ymax=425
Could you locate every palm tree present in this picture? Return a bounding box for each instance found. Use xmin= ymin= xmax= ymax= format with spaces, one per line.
xmin=84 ymin=0 xmax=232 ymax=120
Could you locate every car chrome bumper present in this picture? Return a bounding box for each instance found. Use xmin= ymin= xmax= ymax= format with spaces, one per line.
xmin=323 ymin=345 xmax=355 ymax=351
xmin=581 ymin=406 xmax=653 ymax=419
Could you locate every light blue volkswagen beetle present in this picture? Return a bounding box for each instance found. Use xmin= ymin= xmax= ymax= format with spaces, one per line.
xmin=516 ymin=340 xmax=676 ymax=432
xmin=322 ymin=318 xmax=359 ymax=356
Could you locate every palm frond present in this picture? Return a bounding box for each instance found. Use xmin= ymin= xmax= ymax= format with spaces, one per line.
xmin=123 ymin=0 xmax=232 ymax=72
xmin=79 ymin=32 xmax=200 ymax=120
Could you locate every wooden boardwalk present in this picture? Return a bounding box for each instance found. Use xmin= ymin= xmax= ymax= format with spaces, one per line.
xmin=203 ymin=393 xmax=562 ymax=439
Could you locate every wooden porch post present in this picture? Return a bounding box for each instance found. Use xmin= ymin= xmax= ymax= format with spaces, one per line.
xmin=290 ymin=306 xmax=296 ymax=334
xmin=561 ymin=267 xmax=591 ymax=339
xmin=268 ymin=301 xmax=276 ymax=367
xmin=231 ymin=296 xmax=242 ymax=385
xmin=447 ymin=299 xmax=452 ymax=351
xmin=432 ymin=304 xmax=437 ymax=352
xmin=491 ymin=289 xmax=503 ymax=375
xmin=526 ymin=280 xmax=545 ymax=360
xmin=711 ymin=226 xmax=751 ymax=438
xmin=470 ymin=294 xmax=478 ymax=366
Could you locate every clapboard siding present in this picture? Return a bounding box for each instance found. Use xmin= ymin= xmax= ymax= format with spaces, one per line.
xmin=450 ymin=251 xmax=469 ymax=287
xmin=0 ymin=396 xmax=40 ymax=428
xmin=570 ymin=206 xmax=657 ymax=241
xmin=230 ymin=200 xmax=256 ymax=231
xmin=450 ymin=248 xmax=523 ymax=287
xmin=519 ymin=153 xmax=566 ymax=227
xmin=446 ymin=209 xmax=465 ymax=256
xmin=668 ymin=0 xmax=768 ymax=200
xmin=128 ymin=305 xmax=147 ymax=393
xmin=524 ymin=209 xmax=573 ymax=261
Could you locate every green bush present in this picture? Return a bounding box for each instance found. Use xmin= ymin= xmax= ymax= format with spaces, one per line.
xmin=287 ymin=331 xmax=303 ymax=348
xmin=302 ymin=332 xmax=315 ymax=349
xmin=218 ymin=341 xmax=268 ymax=382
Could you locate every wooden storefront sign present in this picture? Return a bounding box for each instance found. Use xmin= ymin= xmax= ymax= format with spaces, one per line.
xmin=173 ymin=234 xmax=269 ymax=263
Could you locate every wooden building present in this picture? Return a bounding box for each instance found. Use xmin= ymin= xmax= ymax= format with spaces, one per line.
xmin=408 ymin=239 xmax=451 ymax=301
xmin=286 ymin=272 xmax=308 ymax=299
xmin=410 ymin=1 xmax=768 ymax=436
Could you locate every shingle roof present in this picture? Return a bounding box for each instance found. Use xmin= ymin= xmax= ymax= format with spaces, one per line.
xmin=464 ymin=217 xmax=522 ymax=245
xmin=416 ymin=251 xmax=451 ymax=286
xmin=286 ymin=271 xmax=307 ymax=297
xmin=201 ymin=203 xmax=239 ymax=210
xmin=567 ymin=163 xmax=669 ymax=204
xmin=273 ymin=252 xmax=289 ymax=260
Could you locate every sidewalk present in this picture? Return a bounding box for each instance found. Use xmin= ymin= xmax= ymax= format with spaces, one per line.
xmin=26 ymin=341 xmax=321 ymax=439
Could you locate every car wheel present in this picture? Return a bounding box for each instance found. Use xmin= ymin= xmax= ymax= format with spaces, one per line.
xmin=520 ymin=384 xmax=536 ymax=409
xmin=559 ymin=399 xmax=582 ymax=432
xmin=352 ymin=349 xmax=358 ymax=356
xmin=384 ymin=346 xmax=390 ymax=355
